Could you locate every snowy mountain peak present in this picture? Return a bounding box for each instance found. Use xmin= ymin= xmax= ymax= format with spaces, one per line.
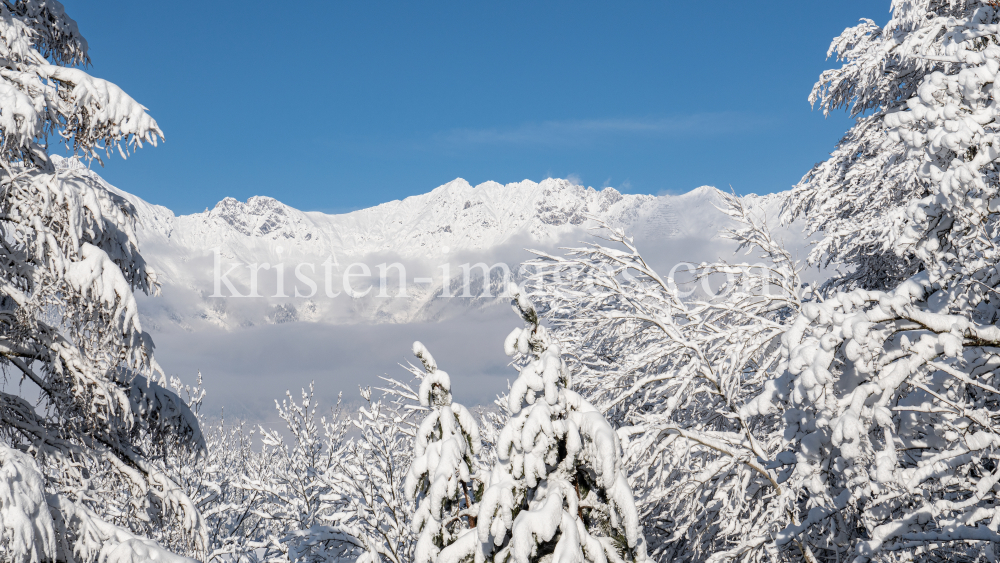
xmin=681 ymin=185 xmax=721 ymax=198
xmin=431 ymin=177 xmax=475 ymax=195
xmin=206 ymin=195 xmax=313 ymax=241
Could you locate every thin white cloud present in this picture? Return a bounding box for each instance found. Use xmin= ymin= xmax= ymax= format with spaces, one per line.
xmin=437 ymin=113 xmax=773 ymax=147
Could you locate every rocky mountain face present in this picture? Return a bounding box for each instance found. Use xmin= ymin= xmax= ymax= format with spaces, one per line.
xmin=54 ymin=158 xmax=791 ymax=330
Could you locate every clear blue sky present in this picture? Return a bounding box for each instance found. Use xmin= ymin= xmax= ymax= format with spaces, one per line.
xmin=66 ymin=1 xmax=884 ymax=215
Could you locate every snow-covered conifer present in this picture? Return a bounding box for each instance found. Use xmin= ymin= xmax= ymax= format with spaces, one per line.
xmin=405 ymin=341 xmax=483 ymax=563
xmin=477 ymin=285 xmax=647 ymax=563
xmin=0 ymin=2 xmax=205 ymax=561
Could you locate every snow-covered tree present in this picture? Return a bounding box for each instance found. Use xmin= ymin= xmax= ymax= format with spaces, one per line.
xmin=253 ymin=380 xmax=418 ymax=563
xmin=477 ymin=285 xmax=647 ymax=563
xmin=785 ymin=0 xmax=1000 ymax=297
xmin=195 ymin=417 xmax=271 ymax=563
xmin=405 ymin=341 xmax=483 ymax=563
xmin=146 ymin=375 xmax=272 ymax=562
xmin=253 ymin=384 xmax=351 ymax=562
xmin=329 ymin=386 xmax=416 ymax=563
xmin=524 ymin=197 xmax=810 ymax=562
xmin=732 ymin=4 xmax=1000 ymax=560
xmin=0 ymin=4 xmax=207 ymax=561
xmin=784 ymin=0 xmax=963 ymax=291
xmin=873 ymin=2 xmax=1000 ymax=311
xmin=739 ymin=272 xmax=1000 ymax=562
xmin=739 ymin=6 xmax=1000 ymax=556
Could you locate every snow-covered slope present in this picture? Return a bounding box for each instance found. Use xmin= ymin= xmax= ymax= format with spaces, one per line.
xmin=54 ymin=158 xmax=792 ymax=330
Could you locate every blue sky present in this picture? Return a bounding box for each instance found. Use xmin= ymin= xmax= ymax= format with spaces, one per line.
xmin=67 ymin=1 xmax=883 ymax=215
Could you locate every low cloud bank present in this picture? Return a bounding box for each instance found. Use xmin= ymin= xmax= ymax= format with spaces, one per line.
xmin=153 ymin=305 xmax=517 ymax=426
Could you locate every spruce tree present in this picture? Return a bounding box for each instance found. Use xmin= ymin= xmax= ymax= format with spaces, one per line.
xmin=477 ymin=286 xmax=647 ymax=563
xmin=406 ymin=341 xmax=484 ymax=563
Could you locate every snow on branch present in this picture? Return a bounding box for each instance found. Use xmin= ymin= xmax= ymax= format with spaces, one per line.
xmin=37 ymin=65 xmax=163 ymax=162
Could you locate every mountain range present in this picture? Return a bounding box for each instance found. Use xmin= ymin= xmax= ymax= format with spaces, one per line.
xmin=55 ymin=158 xmax=797 ymax=331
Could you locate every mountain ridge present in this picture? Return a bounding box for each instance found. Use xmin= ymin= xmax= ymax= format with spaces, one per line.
xmin=52 ymin=157 xmax=792 ymax=329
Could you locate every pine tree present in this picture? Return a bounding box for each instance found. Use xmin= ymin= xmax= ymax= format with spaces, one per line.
xmin=477 ymin=286 xmax=647 ymax=563
xmin=406 ymin=341 xmax=483 ymax=563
